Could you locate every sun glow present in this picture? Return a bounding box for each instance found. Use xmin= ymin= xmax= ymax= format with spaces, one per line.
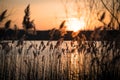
xmin=65 ymin=17 xmax=85 ymax=32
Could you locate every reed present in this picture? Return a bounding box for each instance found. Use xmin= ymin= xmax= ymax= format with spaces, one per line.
xmin=0 ymin=3 xmax=120 ymax=80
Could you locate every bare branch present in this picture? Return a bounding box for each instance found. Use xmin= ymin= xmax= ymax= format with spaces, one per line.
xmin=101 ymin=0 xmax=120 ymax=29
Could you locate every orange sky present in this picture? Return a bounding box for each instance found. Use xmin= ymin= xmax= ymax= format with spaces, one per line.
xmin=0 ymin=0 xmax=67 ymax=30
xmin=0 ymin=0 xmax=116 ymax=30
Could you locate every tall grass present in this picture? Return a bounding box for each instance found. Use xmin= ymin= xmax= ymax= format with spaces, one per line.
xmin=0 ymin=4 xmax=120 ymax=80
xmin=0 ymin=40 xmax=120 ymax=80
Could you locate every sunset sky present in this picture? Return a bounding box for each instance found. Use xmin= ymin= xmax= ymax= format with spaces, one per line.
xmin=0 ymin=0 xmax=117 ymax=30
xmin=0 ymin=0 xmax=68 ymax=30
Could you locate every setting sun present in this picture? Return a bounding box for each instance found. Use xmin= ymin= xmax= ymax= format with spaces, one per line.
xmin=65 ymin=17 xmax=85 ymax=32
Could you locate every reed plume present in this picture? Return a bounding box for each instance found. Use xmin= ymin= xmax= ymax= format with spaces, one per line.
xmin=0 ymin=10 xmax=7 ymax=22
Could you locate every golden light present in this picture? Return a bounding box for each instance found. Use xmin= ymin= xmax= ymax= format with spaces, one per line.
xmin=65 ymin=17 xmax=85 ymax=32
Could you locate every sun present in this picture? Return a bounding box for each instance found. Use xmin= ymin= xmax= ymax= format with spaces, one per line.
xmin=65 ymin=17 xmax=85 ymax=32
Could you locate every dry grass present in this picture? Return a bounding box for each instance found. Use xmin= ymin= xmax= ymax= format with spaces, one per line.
xmin=0 ymin=4 xmax=120 ymax=80
xmin=0 ymin=40 xmax=120 ymax=80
